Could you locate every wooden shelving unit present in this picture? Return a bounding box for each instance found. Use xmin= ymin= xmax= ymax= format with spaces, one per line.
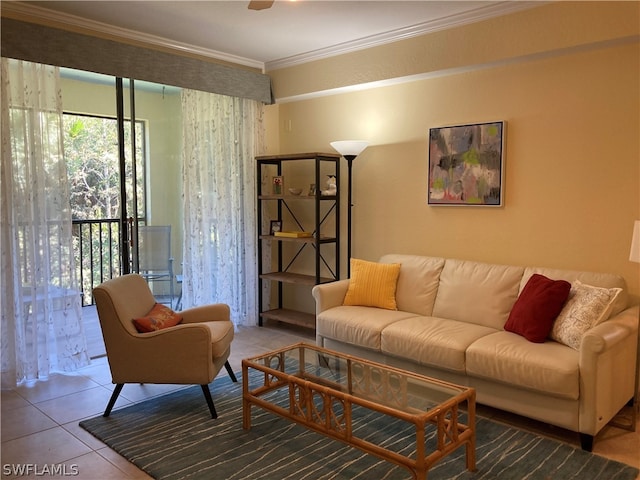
xmin=256 ymin=152 xmax=341 ymax=329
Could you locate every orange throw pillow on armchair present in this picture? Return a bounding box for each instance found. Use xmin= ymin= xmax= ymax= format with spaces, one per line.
xmin=133 ymin=303 xmax=183 ymax=333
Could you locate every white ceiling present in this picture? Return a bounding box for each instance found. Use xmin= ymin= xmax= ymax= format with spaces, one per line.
xmin=15 ymin=1 xmax=539 ymax=71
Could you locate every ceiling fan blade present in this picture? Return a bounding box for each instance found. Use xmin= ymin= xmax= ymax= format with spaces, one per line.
xmin=248 ymin=0 xmax=274 ymax=10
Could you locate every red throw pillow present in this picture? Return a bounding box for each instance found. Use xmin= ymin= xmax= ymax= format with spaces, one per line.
xmin=504 ymin=274 xmax=571 ymax=343
xmin=133 ymin=303 xmax=183 ymax=333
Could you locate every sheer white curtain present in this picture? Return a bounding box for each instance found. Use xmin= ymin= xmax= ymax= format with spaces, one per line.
xmin=1 ymin=58 xmax=89 ymax=385
xmin=181 ymin=89 xmax=265 ymax=327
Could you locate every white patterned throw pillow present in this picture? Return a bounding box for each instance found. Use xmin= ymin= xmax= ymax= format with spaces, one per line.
xmin=550 ymin=280 xmax=622 ymax=350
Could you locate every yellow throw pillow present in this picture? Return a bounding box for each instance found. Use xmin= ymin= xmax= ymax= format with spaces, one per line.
xmin=343 ymin=258 xmax=401 ymax=310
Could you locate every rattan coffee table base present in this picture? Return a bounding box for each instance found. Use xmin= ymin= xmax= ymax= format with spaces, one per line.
xmin=242 ymin=343 xmax=476 ymax=479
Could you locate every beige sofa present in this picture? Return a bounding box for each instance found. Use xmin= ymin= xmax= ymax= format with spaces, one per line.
xmin=312 ymin=254 xmax=639 ymax=451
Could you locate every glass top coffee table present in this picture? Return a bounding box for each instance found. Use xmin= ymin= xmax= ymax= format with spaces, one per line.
xmin=242 ymin=342 xmax=476 ymax=479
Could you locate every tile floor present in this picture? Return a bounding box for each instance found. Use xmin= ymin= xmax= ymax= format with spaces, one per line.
xmin=2 ymin=322 xmax=639 ymax=479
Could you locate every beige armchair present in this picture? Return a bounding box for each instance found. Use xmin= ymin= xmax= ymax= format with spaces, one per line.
xmin=93 ymin=273 xmax=237 ymax=419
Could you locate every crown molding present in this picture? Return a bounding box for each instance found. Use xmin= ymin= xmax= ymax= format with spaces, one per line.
xmin=274 ymin=34 xmax=639 ymax=104
xmin=3 ymin=1 xmax=543 ymax=74
xmin=264 ymin=1 xmax=544 ymax=71
xmin=1 ymin=1 xmax=265 ymax=71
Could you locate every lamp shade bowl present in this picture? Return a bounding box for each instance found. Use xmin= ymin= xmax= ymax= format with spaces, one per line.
xmin=330 ymin=141 xmax=369 ymax=158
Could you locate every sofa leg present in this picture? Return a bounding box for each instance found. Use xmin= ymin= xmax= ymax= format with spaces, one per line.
xmin=104 ymin=384 xmax=124 ymax=417
xmin=201 ymin=384 xmax=218 ymax=419
xmin=224 ymin=360 xmax=238 ymax=383
xmin=580 ymin=433 xmax=594 ymax=452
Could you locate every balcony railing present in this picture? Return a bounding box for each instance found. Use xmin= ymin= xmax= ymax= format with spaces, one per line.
xmin=72 ymin=218 xmax=122 ymax=306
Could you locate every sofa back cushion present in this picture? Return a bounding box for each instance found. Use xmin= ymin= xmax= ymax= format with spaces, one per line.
xmin=520 ymin=267 xmax=628 ymax=318
xmin=432 ymin=258 xmax=524 ymax=329
xmin=379 ymin=254 xmax=445 ymax=316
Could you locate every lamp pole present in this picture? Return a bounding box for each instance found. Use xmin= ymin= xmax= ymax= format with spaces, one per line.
xmin=629 ymin=220 xmax=640 ymax=429
xmin=330 ymin=141 xmax=369 ymax=278
xmin=345 ymin=155 xmax=356 ymax=277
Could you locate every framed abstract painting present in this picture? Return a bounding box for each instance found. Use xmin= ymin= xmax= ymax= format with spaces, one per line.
xmin=428 ymin=121 xmax=505 ymax=206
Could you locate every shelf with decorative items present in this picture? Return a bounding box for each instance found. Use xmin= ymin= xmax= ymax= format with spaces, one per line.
xmin=256 ymin=152 xmax=342 ymax=329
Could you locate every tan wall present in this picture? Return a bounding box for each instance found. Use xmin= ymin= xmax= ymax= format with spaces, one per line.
xmin=267 ymin=2 xmax=640 ymax=298
xmin=264 ymin=105 xmax=280 ymax=154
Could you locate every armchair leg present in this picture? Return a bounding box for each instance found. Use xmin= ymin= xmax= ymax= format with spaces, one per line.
xmin=104 ymin=384 xmax=124 ymax=417
xmin=224 ymin=360 xmax=238 ymax=383
xmin=201 ymin=384 xmax=218 ymax=419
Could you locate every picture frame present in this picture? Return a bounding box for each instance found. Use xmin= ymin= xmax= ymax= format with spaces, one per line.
xmin=272 ymin=176 xmax=284 ymax=195
xmin=428 ymin=121 xmax=505 ymax=206
xmin=269 ymin=220 xmax=282 ymax=235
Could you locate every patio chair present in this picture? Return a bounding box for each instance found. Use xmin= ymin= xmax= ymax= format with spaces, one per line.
xmin=93 ymin=273 xmax=237 ymax=419
xmin=137 ymin=225 xmax=175 ymax=307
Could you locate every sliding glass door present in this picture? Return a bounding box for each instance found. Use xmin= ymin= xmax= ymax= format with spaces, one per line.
xmin=61 ymin=69 xmax=183 ymax=307
xmin=123 ymin=78 xmax=183 ymax=307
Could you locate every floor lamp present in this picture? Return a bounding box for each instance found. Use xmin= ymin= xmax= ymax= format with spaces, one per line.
xmin=629 ymin=220 xmax=640 ymax=429
xmin=330 ymin=140 xmax=369 ymax=277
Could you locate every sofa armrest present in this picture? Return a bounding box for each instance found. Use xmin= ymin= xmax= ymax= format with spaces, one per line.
xmin=312 ymin=280 xmax=350 ymax=314
xmin=579 ymin=305 xmax=639 ymax=435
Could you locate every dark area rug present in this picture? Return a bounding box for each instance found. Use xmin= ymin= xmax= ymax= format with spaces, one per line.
xmin=80 ymin=373 xmax=638 ymax=480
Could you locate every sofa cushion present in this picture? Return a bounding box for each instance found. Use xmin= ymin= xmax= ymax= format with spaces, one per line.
xmin=504 ymin=274 xmax=571 ymax=343
xmin=379 ymin=254 xmax=445 ymax=316
xmin=432 ymin=259 xmax=524 ymax=330
xmin=466 ymin=331 xmax=579 ymax=400
xmin=343 ymin=258 xmax=401 ymax=310
xmin=381 ymin=316 xmax=497 ymax=372
xmin=550 ymin=280 xmax=622 ymax=350
xmin=317 ymin=306 xmax=417 ymax=351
